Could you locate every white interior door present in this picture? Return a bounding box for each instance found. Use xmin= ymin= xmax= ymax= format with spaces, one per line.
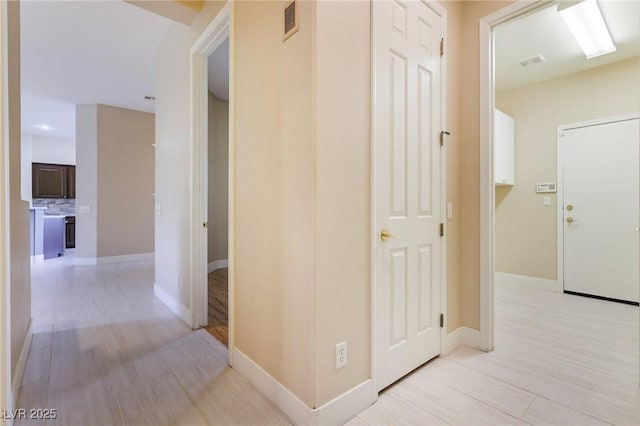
xmin=562 ymin=117 xmax=640 ymax=303
xmin=374 ymin=0 xmax=442 ymax=391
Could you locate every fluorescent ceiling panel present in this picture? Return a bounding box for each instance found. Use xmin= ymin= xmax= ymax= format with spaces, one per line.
xmin=559 ymin=0 xmax=616 ymax=59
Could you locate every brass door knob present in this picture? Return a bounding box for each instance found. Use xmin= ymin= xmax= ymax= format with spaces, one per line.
xmin=380 ymin=229 xmax=398 ymax=242
xmin=566 ymin=217 xmax=575 ymax=224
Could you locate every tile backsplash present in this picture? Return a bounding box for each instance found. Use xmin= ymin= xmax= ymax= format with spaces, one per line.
xmin=33 ymin=198 xmax=76 ymax=216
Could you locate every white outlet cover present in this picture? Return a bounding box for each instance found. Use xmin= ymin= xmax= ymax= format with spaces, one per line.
xmin=335 ymin=341 xmax=347 ymax=369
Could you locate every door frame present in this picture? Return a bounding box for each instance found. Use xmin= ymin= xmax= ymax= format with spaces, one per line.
xmin=0 ymin=0 xmax=11 ymax=414
xmin=478 ymin=0 xmax=546 ymax=352
xmin=370 ymin=0 xmax=447 ymax=396
xmin=556 ymin=113 xmax=640 ymax=294
xmin=189 ymin=2 xmax=234 ymax=362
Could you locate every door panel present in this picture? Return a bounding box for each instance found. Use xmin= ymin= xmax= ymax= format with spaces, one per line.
xmin=374 ymin=0 xmax=442 ymax=391
xmin=562 ymin=118 xmax=639 ymax=303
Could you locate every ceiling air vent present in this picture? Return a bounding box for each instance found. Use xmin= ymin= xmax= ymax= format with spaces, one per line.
xmin=517 ymin=54 xmax=546 ymax=68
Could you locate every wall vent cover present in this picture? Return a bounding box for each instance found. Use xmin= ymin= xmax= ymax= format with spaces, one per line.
xmin=517 ymin=54 xmax=546 ymax=68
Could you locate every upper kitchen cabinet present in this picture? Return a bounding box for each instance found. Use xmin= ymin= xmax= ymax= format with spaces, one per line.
xmin=494 ymin=109 xmax=515 ymax=186
xmin=32 ymin=163 xmax=76 ymax=198
xmin=67 ymin=165 xmax=76 ymax=198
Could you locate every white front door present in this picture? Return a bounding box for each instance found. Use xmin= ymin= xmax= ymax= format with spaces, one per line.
xmin=373 ymin=0 xmax=442 ymax=391
xmin=562 ymin=117 xmax=640 ymax=303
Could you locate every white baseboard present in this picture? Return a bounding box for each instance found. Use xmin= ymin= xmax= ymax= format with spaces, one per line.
xmin=97 ymin=252 xmax=154 ymax=265
xmin=153 ymin=283 xmax=192 ymax=327
xmin=232 ymin=347 xmax=375 ymax=425
xmin=74 ymin=252 xmax=154 ymax=266
xmin=442 ymin=327 xmax=482 ymax=353
xmin=315 ymin=378 xmax=374 ymax=425
xmin=441 ymin=327 xmax=463 ymax=355
xmin=74 ymin=256 xmax=97 ymax=266
xmin=207 ymin=259 xmax=228 ymax=273
xmin=462 ymin=327 xmax=482 ymax=350
xmin=10 ymin=320 xmax=33 ymax=413
xmin=496 ymin=272 xmax=561 ymax=293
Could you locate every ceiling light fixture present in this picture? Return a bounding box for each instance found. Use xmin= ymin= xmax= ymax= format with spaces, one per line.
xmin=558 ymin=0 xmax=616 ymax=59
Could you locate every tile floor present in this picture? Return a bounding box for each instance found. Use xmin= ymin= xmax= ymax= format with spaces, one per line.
xmin=348 ymin=284 xmax=640 ymax=426
xmin=16 ymin=257 xmax=640 ymax=425
xmin=18 ymin=258 xmax=290 ymax=426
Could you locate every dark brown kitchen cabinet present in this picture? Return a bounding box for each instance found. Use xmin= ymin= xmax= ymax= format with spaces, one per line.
xmin=65 ymin=216 xmax=75 ymax=249
xmin=32 ymin=163 xmax=76 ymax=199
xmin=67 ymin=166 xmax=76 ymax=198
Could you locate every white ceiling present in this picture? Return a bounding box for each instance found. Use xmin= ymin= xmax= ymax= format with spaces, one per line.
xmin=21 ymin=0 xmax=175 ymax=140
xmin=208 ymin=38 xmax=229 ymax=101
xmin=495 ymin=0 xmax=640 ymax=92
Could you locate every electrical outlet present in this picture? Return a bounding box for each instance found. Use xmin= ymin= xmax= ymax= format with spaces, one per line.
xmin=335 ymin=341 xmax=347 ymax=369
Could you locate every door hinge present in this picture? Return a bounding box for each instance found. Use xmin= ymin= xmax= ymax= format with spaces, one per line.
xmin=440 ymin=130 xmax=450 ymax=147
xmin=440 ymin=313 xmax=444 ymax=328
xmin=440 ymin=223 xmax=444 ymax=237
xmin=440 ymin=38 xmax=444 ymax=57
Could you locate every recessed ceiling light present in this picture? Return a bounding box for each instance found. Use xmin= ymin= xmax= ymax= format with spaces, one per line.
xmin=558 ymin=0 xmax=616 ymax=59
xmin=35 ymin=124 xmax=53 ymax=131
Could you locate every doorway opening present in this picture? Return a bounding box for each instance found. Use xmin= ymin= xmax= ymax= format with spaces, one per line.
xmin=482 ymin=0 xmax=640 ymax=385
xmin=189 ymin=3 xmax=233 ymax=359
xmin=203 ymin=37 xmax=230 ymax=346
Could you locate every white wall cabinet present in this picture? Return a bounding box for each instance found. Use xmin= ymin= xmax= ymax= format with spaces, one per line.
xmin=495 ymin=108 xmax=515 ymax=186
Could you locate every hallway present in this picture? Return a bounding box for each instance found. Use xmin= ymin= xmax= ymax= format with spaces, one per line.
xmin=17 ymin=259 xmax=290 ymax=425
xmin=15 ymin=259 xmax=640 ymax=425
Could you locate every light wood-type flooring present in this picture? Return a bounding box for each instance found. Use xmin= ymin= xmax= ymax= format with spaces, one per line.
xmin=18 ymin=257 xmax=639 ymax=425
xmin=348 ymin=283 xmax=640 ymax=426
xmin=204 ymin=268 xmax=228 ymax=347
xmin=19 ymin=258 xmax=290 ymax=426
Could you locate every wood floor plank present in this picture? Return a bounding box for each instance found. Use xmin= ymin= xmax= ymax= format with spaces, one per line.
xmin=204 ymin=268 xmax=229 ymax=347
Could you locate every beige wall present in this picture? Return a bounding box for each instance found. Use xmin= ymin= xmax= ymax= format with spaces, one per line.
xmin=96 ymin=105 xmax=155 ymax=257
xmin=234 ymin=0 xmax=315 ymax=405
xmin=7 ymin=0 xmax=31 ymax=381
xmin=459 ymin=0 xmax=515 ymax=330
xmin=155 ymin=0 xmax=227 ymax=318
xmin=76 ymin=104 xmax=155 ymax=259
xmin=153 ymin=0 xmax=522 ymax=410
xmin=0 ymin=2 xmax=6 ymax=409
xmin=314 ymin=0 xmax=371 ymax=405
xmin=207 ymin=93 xmax=228 ymax=264
xmin=496 ymin=57 xmax=640 ymax=280
xmin=441 ymin=0 xmax=464 ymax=332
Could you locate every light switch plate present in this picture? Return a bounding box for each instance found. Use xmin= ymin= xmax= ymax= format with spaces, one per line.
xmin=79 ymin=205 xmax=90 ymax=214
xmin=543 ymin=196 xmax=551 ymax=207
